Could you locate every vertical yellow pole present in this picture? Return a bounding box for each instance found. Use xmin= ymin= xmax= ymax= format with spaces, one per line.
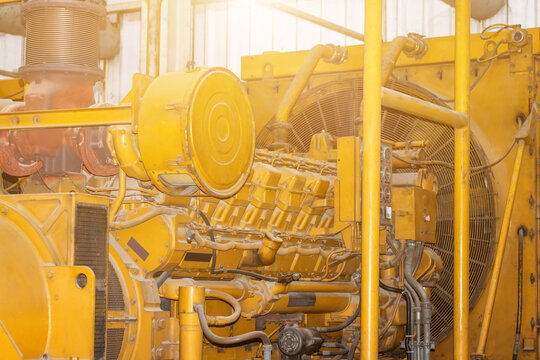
xmin=454 ymin=0 xmax=470 ymax=359
xmin=361 ymin=0 xmax=382 ymax=359
xmin=179 ymin=286 xmax=205 ymax=360
xmin=475 ymin=140 xmax=526 ymax=355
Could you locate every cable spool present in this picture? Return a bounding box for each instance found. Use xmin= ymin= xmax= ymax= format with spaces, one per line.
xmin=19 ymin=0 xmax=105 ymax=80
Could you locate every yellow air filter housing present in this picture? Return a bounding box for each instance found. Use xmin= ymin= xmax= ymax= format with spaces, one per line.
xmin=137 ymin=68 xmax=255 ymax=198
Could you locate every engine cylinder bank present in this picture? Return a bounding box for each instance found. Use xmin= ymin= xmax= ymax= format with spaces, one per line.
xmin=19 ymin=0 xmax=105 ymax=80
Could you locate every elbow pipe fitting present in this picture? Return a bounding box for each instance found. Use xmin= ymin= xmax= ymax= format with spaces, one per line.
xmin=271 ymin=43 xmax=347 ymax=149
xmin=257 ymin=232 xmax=283 ymax=266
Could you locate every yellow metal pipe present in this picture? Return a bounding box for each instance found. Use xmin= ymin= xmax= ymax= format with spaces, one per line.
xmin=274 ymin=44 xmax=344 ymax=124
xmin=474 ymin=139 xmax=526 ymax=355
xmin=161 ymin=279 xmax=358 ymax=300
xmin=454 ymin=0 xmax=471 ymax=358
xmin=381 ymin=87 xmax=468 ymax=129
xmin=179 ymin=286 xmax=205 ymax=360
xmin=109 ymin=168 xmax=126 ymax=224
xmin=361 ymin=0 xmax=382 ymax=358
xmin=161 ymin=279 xmax=247 ymax=300
xmin=381 ymin=36 xmax=425 ymax=86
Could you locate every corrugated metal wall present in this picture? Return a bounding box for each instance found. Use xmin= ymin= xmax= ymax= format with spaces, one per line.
xmin=194 ymin=0 xmax=540 ymax=74
xmin=1 ymin=0 xmax=539 ymax=103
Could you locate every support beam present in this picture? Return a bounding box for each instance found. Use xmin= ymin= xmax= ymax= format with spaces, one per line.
xmin=360 ymin=0 xmax=382 ymax=358
xmin=0 ymin=106 xmax=132 ymax=130
xmin=453 ymin=0 xmax=471 ymax=359
xmin=474 ymin=140 xmax=526 ymax=356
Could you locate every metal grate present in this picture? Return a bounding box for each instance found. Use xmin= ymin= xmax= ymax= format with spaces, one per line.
xmin=256 ymin=77 xmax=497 ymax=343
xmin=74 ymin=203 xmax=109 ymax=359
xmin=107 ymin=264 xmax=125 ymax=311
xmin=106 ymin=263 xmax=126 ymax=359
xmin=106 ymin=328 xmax=125 ymax=360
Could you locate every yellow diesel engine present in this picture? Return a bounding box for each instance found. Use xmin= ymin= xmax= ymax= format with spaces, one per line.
xmin=0 ymin=1 xmax=538 ymax=360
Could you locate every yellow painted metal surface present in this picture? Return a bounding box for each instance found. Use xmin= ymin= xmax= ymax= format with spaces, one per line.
xmin=137 ymin=68 xmax=255 ymax=198
xmin=360 ymin=0 xmax=383 ymax=358
xmin=0 ymin=105 xmax=131 ymax=130
xmin=241 ymin=28 xmax=540 ymax=80
xmin=0 ymin=12 xmax=540 ymax=360
xmin=453 ymin=1 xmax=471 ymax=359
xmin=0 ymin=79 xmax=24 ymax=101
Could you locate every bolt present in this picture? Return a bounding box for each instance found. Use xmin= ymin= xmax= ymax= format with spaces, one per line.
xmin=531 ymin=273 xmax=536 ymax=284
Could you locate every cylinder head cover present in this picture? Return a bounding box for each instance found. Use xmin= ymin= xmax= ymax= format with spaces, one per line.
xmin=137 ymin=68 xmax=255 ymax=198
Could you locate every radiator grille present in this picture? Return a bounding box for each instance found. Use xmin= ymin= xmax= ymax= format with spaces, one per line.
xmin=74 ymin=204 xmax=108 ymax=360
xmin=106 ymin=328 xmax=125 ymax=360
xmin=107 ymin=264 xmax=125 ymax=311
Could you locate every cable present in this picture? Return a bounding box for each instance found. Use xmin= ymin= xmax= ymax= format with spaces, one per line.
xmin=313 ymin=342 xmax=349 ymax=356
xmin=315 ymin=273 xmax=361 ymax=333
xmin=380 ymin=281 xmax=413 ymax=360
xmin=347 ymin=330 xmax=360 ymax=360
xmin=193 ymin=303 xmax=273 ymax=360
xmin=471 ymin=138 xmax=517 ymax=174
xmin=197 ymin=210 xmax=300 ymax=284
xmin=198 ymin=210 xmax=218 ymax=274
xmin=480 ymin=23 xmax=519 ymax=40
xmin=512 ymin=227 xmax=526 ymax=360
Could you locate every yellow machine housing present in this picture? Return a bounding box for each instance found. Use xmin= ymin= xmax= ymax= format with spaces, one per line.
xmin=0 ymin=3 xmax=538 ymax=359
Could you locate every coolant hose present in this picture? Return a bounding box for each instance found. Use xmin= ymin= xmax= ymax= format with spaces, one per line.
xmin=193 ymin=303 xmax=272 ymax=360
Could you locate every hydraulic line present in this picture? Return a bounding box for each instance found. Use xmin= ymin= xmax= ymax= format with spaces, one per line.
xmin=347 ymin=330 xmax=360 ymax=360
xmin=315 ymin=273 xmax=361 ymax=333
xmin=197 ymin=211 xmax=290 ymax=282
xmin=512 ymin=227 xmax=526 ymax=360
xmin=406 ymin=242 xmax=432 ymax=360
xmin=193 ymin=303 xmax=273 ymax=360
xmin=314 ymin=342 xmax=349 ymax=356
xmin=204 ymin=289 xmax=241 ymax=326
xmin=379 ymin=281 xmax=414 ymax=360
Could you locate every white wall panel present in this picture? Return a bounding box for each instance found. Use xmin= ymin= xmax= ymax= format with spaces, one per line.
xmin=0 ymin=34 xmax=23 ymax=80
xmin=2 ymin=0 xmax=540 ymax=103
